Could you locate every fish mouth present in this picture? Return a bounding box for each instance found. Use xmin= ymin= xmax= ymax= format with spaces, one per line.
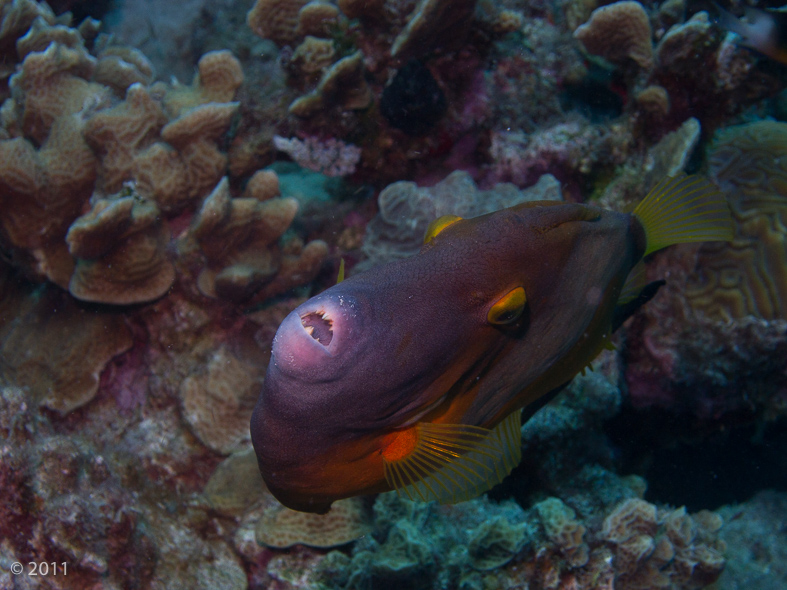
xmin=300 ymin=310 xmax=334 ymax=346
xmin=270 ymin=292 xmax=362 ymax=378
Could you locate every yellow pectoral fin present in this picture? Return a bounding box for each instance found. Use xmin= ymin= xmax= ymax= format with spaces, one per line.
xmin=382 ymin=411 xmax=522 ymax=504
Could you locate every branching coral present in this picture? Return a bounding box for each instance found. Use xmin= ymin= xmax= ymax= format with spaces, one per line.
xmin=601 ymin=498 xmax=725 ymax=589
xmin=0 ymin=13 xmax=322 ymax=308
xmin=390 ymin=0 xmax=477 ymax=60
xmin=183 ymin=175 xmax=328 ymax=302
xmin=574 ymin=1 xmax=654 ymax=70
xmin=66 ymin=191 xmax=175 ymax=305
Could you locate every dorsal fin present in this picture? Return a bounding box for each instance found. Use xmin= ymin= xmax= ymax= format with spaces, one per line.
xmin=633 ymin=174 xmax=734 ymax=257
xmin=423 ymin=215 xmax=463 ymax=245
xmin=382 ymin=411 xmax=522 ymax=504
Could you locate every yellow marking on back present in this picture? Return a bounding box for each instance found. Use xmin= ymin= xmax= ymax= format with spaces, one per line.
xmin=336 ymin=258 xmax=345 ymax=284
xmin=424 ymin=215 xmax=463 ymax=244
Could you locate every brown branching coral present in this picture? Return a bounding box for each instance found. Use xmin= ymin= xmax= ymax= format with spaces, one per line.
xmin=0 ymin=9 xmax=326 ymax=312
xmin=162 ymin=49 xmax=244 ymax=115
xmin=66 ymin=193 xmax=175 ymax=305
xmin=10 ymin=39 xmax=105 ymax=143
xmin=183 ymin=175 xmax=328 ymax=303
xmin=574 ymin=1 xmax=654 ymax=70
xmin=289 ymin=51 xmax=372 ymax=117
xmin=0 ymin=112 xmax=96 ymax=255
xmin=246 ymin=0 xmax=309 ymax=46
xmin=84 ymin=83 xmax=168 ymax=193
xmin=298 ymin=1 xmax=341 ymax=38
xmin=93 ymin=46 xmax=155 ymax=97
xmin=686 ymin=120 xmax=787 ymax=320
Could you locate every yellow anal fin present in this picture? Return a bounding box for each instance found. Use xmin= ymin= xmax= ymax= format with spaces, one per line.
xmin=617 ymin=260 xmax=647 ymax=305
xmin=382 ymin=411 xmax=522 ymax=504
xmin=633 ymin=174 xmax=734 ymax=257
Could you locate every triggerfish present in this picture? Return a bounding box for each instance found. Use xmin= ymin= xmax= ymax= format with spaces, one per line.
xmin=251 ymin=175 xmax=733 ymax=513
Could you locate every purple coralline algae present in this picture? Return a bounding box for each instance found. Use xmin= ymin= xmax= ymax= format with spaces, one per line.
xmin=0 ymin=0 xmax=786 ymax=588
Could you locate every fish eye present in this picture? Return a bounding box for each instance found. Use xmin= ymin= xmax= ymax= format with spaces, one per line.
xmin=487 ymin=287 xmax=527 ymax=325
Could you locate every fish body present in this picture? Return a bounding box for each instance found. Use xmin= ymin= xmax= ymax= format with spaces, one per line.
xmin=251 ymin=176 xmax=733 ymax=513
xmin=714 ymin=3 xmax=787 ymax=64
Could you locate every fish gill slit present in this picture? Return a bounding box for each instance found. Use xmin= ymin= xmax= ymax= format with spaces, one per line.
xmin=300 ymin=310 xmax=334 ymax=346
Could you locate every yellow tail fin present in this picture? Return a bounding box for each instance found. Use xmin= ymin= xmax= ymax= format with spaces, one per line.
xmin=633 ymin=174 xmax=734 ymax=257
xmin=382 ymin=411 xmax=522 ymax=504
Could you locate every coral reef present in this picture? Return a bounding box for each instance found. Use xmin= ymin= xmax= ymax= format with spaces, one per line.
xmin=574 ymin=1 xmax=654 ymax=70
xmin=686 ymin=120 xmax=787 ymax=320
xmin=717 ymin=491 xmax=787 ymax=589
xmin=0 ymin=9 xmax=327 ymax=306
xmin=2 ymin=0 xmax=787 ymax=588
xmin=361 ymin=170 xmax=562 ymax=269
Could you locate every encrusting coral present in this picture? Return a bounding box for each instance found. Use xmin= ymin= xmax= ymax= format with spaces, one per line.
xmin=361 ymin=170 xmax=562 ymax=269
xmin=179 ymin=346 xmax=262 ymax=454
xmin=0 ymin=279 xmax=132 ymax=414
xmin=255 ymin=498 xmax=372 ymax=549
xmin=686 ymin=120 xmax=787 ymax=320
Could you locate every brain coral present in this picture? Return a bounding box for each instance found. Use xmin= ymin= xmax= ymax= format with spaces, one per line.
xmin=685 ymin=121 xmax=787 ymax=320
